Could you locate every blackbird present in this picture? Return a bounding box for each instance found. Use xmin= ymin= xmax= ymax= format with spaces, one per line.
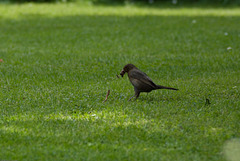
xmin=120 ymin=64 xmax=178 ymax=101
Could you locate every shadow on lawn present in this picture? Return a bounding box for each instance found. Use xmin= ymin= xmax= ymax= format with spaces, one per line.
xmin=1 ymin=13 xmax=239 ymax=112
xmin=1 ymin=13 xmax=240 ymax=104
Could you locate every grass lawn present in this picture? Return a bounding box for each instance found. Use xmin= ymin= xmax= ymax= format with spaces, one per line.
xmin=0 ymin=2 xmax=240 ymax=161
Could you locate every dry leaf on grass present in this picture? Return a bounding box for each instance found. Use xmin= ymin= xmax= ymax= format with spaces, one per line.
xmin=103 ymin=90 xmax=110 ymax=103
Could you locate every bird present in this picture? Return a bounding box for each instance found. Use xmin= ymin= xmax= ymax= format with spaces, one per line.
xmin=120 ymin=64 xmax=178 ymax=101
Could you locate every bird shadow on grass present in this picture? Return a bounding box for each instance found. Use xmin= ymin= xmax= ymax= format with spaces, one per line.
xmin=132 ymin=91 xmax=182 ymax=102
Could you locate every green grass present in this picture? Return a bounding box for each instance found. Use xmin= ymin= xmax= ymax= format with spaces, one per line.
xmin=0 ymin=2 xmax=240 ymax=161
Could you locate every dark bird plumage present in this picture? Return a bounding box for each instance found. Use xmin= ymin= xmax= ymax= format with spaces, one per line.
xmin=120 ymin=64 xmax=178 ymax=101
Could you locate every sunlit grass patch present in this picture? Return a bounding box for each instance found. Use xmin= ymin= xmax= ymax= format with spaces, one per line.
xmin=1 ymin=3 xmax=240 ymax=19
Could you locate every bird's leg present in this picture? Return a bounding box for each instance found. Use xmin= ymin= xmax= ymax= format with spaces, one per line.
xmin=128 ymin=91 xmax=140 ymax=101
xmin=135 ymin=91 xmax=140 ymax=100
xmin=128 ymin=94 xmax=135 ymax=101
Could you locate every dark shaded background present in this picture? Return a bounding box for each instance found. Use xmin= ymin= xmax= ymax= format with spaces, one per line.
xmin=1 ymin=0 xmax=240 ymax=5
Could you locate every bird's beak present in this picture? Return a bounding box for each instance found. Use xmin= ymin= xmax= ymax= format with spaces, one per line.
xmin=120 ymin=70 xmax=125 ymax=77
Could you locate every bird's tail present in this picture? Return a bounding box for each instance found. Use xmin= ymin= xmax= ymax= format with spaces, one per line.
xmin=156 ymin=85 xmax=178 ymax=90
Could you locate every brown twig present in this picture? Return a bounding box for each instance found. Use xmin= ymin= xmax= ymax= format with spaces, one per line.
xmin=103 ymin=90 xmax=110 ymax=103
xmin=116 ymin=74 xmax=120 ymax=78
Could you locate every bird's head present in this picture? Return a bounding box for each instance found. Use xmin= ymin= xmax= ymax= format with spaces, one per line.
xmin=120 ymin=64 xmax=137 ymax=77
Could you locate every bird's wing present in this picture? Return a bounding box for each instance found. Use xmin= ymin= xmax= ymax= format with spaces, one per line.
xmin=128 ymin=69 xmax=157 ymax=88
